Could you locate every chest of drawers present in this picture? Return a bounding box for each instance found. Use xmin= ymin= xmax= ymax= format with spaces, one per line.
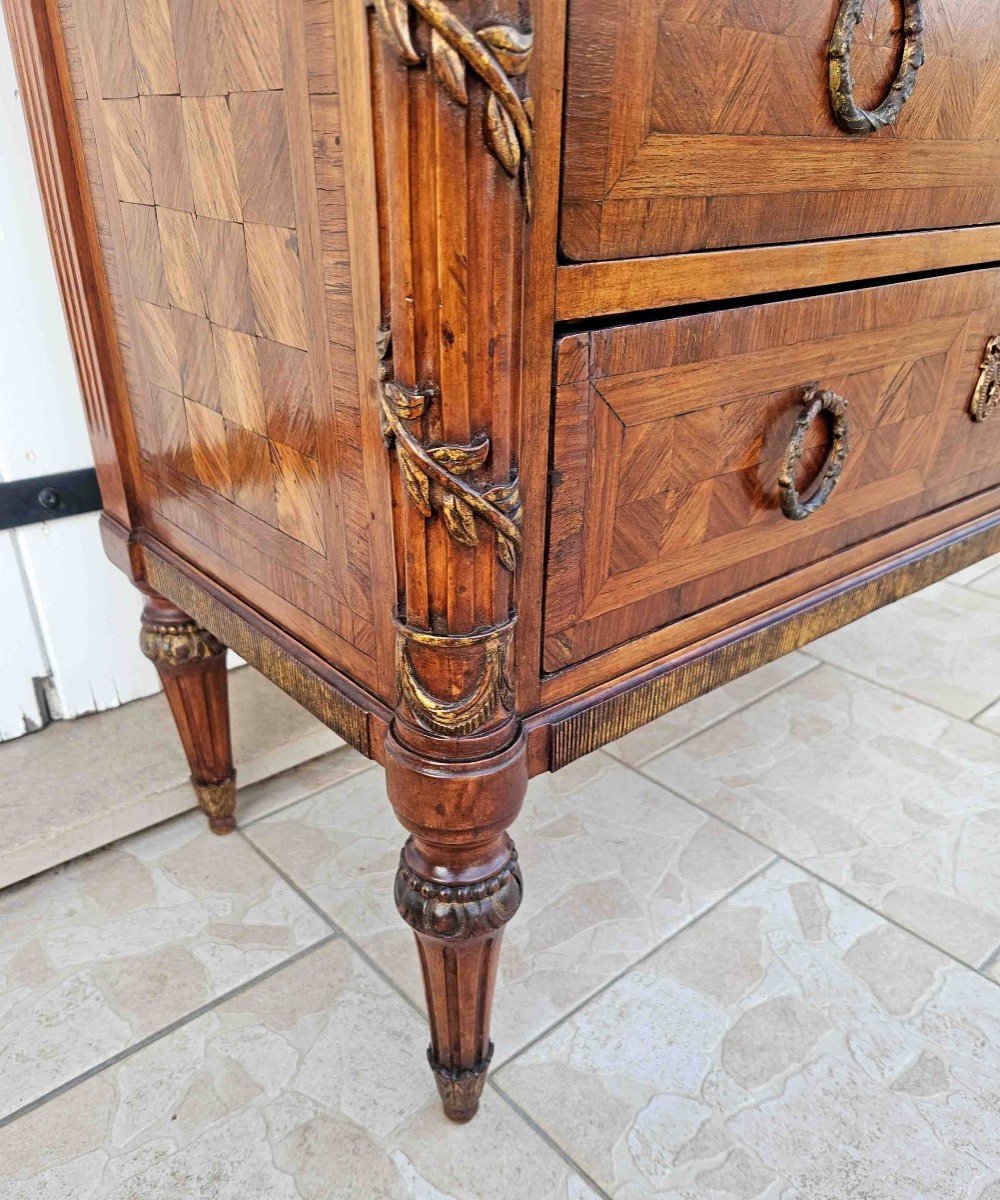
xmin=7 ymin=0 xmax=1000 ymax=1120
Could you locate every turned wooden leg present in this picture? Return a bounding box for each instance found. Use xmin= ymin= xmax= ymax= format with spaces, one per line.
xmin=139 ymin=591 xmax=236 ymax=834
xmin=386 ymin=730 xmax=528 ymax=1122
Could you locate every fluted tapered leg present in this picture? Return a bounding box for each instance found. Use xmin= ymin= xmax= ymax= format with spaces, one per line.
xmin=386 ymin=730 xmax=528 ymax=1122
xmin=396 ymin=835 xmax=523 ymax=1120
xmin=139 ymin=592 xmax=236 ymax=834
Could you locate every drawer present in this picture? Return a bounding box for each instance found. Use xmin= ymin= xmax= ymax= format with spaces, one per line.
xmin=562 ymin=0 xmax=1000 ymax=261
xmin=544 ymin=269 xmax=1000 ymax=672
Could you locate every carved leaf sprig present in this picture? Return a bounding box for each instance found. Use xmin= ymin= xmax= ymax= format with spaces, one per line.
xmin=431 ymin=28 xmax=467 ymax=104
xmin=374 ymin=0 xmax=535 ymax=214
xmin=381 ymin=364 xmax=522 ymax=568
xmin=484 ymin=479 xmax=522 ymax=571
xmin=374 ymin=0 xmax=420 ymax=62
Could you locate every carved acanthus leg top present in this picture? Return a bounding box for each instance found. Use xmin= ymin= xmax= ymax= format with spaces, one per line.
xmin=386 ymin=730 xmax=528 ymax=1121
xmin=139 ymin=593 xmax=236 ymax=835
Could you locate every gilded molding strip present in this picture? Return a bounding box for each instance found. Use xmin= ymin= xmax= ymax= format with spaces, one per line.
xmin=829 ymin=0 xmax=925 ymax=134
xmin=396 ymin=616 xmax=516 ymax=736
xmin=971 ymin=337 xmax=1000 ymax=423
xmin=380 ymin=336 xmax=523 ymax=570
xmin=145 ymin=556 xmax=372 ymax=756
xmin=550 ymin=521 xmax=1000 ymax=771
xmin=373 ymin=0 xmax=534 ymax=213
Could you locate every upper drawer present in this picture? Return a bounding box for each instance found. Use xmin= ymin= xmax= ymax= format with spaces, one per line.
xmin=561 ymin=1 xmax=1000 ymax=262
xmin=544 ymin=268 xmax=1000 ymax=673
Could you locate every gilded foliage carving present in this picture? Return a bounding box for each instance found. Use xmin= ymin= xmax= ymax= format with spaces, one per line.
xmin=139 ymin=616 xmax=226 ymax=668
xmin=373 ymin=0 xmax=534 ymax=212
xmin=380 ymin=340 xmax=522 ymax=570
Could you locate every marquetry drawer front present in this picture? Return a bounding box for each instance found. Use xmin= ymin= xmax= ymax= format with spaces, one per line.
xmin=544 ymin=269 xmax=1000 ymax=672
xmin=562 ymin=0 xmax=1000 ymax=261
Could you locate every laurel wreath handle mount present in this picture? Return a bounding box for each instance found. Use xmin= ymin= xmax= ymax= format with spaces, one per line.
xmin=829 ymin=0 xmax=925 ymax=134
xmin=779 ymin=387 xmax=851 ymax=522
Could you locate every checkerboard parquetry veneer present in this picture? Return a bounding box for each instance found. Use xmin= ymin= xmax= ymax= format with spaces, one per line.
xmin=8 ymin=0 xmax=1000 ymax=1120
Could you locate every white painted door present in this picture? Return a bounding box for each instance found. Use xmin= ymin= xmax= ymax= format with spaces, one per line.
xmin=0 ymin=16 xmax=160 ymax=740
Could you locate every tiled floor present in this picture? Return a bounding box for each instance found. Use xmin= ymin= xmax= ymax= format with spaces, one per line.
xmin=4 ymin=563 xmax=1000 ymax=1198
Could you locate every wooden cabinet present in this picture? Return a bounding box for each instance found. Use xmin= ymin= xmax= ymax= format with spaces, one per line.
xmin=7 ymin=0 xmax=1000 ymax=1124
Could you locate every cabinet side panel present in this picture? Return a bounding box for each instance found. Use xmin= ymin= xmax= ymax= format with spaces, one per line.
xmin=50 ymin=0 xmax=383 ymax=691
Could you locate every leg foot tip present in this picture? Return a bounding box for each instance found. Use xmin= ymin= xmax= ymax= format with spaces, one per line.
xmin=429 ymin=1044 xmax=492 ymax=1124
xmin=442 ymin=1102 xmax=479 ymax=1124
xmin=194 ymin=777 xmax=236 ymax=835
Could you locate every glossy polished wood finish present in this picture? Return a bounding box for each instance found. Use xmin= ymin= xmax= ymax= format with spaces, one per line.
xmin=52 ymin=0 xmax=388 ymax=692
xmin=556 ymin=226 xmax=1000 ymax=322
xmin=562 ymin=0 xmax=1000 ymax=261
xmin=8 ymin=0 xmax=1000 ymax=1122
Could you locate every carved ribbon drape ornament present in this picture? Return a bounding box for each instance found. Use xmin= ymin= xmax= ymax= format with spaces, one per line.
xmin=829 ymin=0 xmax=925 ymax=134
xmin=373 ymin=0 xmax=534 ymax=213
xmin=971 ymin=337 xmax=1000 ymax=424
xmin=380 ymin=337 xmax=523 ymax=570
xmin=396 ymin=617 xmax=516 ymax=737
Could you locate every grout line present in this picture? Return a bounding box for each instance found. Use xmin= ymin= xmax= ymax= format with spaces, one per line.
xmin=631 ymin=762 xmax=1000 ymax=986
xmin=489 ymin=1081 xmax=615 ymax=1200
xmin=607 ymin=655 xmax=822 ymax=769
xmin=795 ymin=653 xmax=1000 ymax=730
xmin=495 ymin=855 xmax=777 ymax=1073
xmin=239 ymin=832 xmax=428 ymax=1024
xmin=969 ymin=695 xmax=1000 ymax=726
xmin=0 ymin=934 xmax=338 ymax=1134
xmin=237 ymin=760 xmax=379 ymax=832
xmin=978 ymin=943 xmax=1000 ymax=976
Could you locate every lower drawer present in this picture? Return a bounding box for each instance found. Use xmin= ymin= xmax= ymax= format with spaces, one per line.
xmin=544 ymin=268 xmax=1000 ymax=673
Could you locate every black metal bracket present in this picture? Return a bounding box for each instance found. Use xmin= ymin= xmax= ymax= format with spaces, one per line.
xmin=0 ymin=468 xmax=102 ymax=531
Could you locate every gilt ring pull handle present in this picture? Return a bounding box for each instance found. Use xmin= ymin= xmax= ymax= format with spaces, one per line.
xmin=779 ymin=387 xmax=851 ymax=522
xmin=971 ymin=337 xmax=1000 ymax=423
xmin=829 ymin=0 xmax=925 ymax=134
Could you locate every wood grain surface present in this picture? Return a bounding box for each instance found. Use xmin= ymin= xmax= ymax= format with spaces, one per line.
xmin=562 ymin=0 xmax=1000 ymax=260
xmin=545 ymin=268 xmax=1000 ymax=672
xmin=52 ymin=0 xmax=386 ymax=692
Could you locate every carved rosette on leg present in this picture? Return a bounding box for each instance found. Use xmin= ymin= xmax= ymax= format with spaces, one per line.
xmin=140 ymin=594 xmax=237 ymax=834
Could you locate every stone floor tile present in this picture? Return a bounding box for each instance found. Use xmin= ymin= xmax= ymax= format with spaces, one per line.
xmin=246 ymin=752 xmax=774 ymax=1063
xmin=497 ymin=861 xmax=1000 ymax=1200
xmin=969 ymin=565 xmax=1000 ymax=601
xmin=0 ymin=666 xmax=343 ymax=890
xmin=0 ymin=942 xmax=600 ymax=1200
xmin=950 ymin=554 xmax=1000 ymax=586
xmin=804 ymin=582 xmax=1000 ymax=718
xmin=977 ymin=698 xmax=1000 ymax=737
xmin=237 ymin=747 xmax=374 ymax=826
xmin=0 ymin=813 xmax=329 ymax=1121
xmin=605 ymin=653 xmax=817 ymax=767
xmin=645 ymin=665 xmax=1000 ymax=967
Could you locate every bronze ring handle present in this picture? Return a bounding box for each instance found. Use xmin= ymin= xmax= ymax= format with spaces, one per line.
xmin=971 ymin=337 xmax=1000 ymax=423
xmin=829 ymin=0 xmax=925 ymax=134
xmin=779 ymin=387 xmax=850 ymax=522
